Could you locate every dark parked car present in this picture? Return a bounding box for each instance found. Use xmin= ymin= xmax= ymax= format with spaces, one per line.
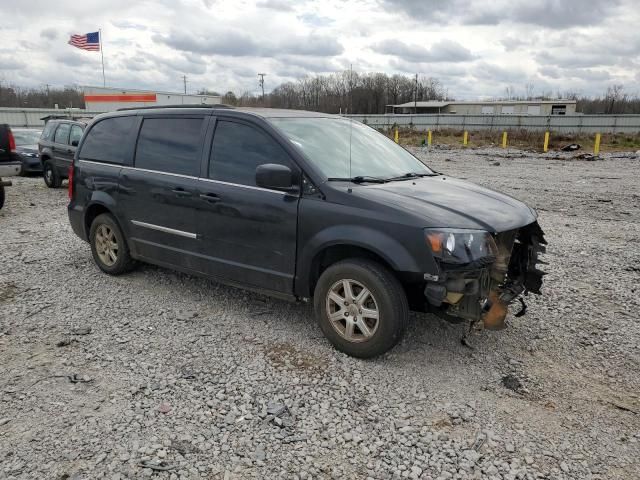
xmin=12 ymin=128 xmax=43 ymax=175
xmin=38 ymin=119 xmax=85 ymax=188
xmin=68 ymin=107 xmax=546 ymax=358
xmin=0 ymin=124 xmax=22 ymax=210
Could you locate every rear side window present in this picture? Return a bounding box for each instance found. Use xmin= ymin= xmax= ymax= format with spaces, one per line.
xmin=54 ymin=123 xmax=70 ymax=145
xmin=209 ymin=120 xmax=292 ymax=186
xmin=70 ymin=125 xmax=83 ymax=146
xmin=134 ymin=117 xmax=204 ymax=176
xmin=41 ymin=122 xmax=56 ymax=141
xmin=80 ymin=116 xmax=136 ymax=163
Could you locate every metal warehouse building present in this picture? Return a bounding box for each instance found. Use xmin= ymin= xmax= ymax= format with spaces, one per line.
xmin=83 ymin=86 xmax=222 ymax=112
xmin=387 ymin=100 xmax=577 ymax=116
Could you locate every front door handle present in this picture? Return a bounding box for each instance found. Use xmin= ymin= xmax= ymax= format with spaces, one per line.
xmin=199 ymin=192 xmax=220 ymax=203
xmin=171 ymin=187 xmax=192 ymax=197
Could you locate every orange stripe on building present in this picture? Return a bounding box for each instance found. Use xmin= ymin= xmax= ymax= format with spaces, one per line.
xmin=84 ymin=94 xmax=157 ymax=102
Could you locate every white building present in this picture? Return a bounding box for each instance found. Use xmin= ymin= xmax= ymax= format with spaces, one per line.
xmin=387 ymin=100 xmax=577 ymax=115
xmin=83 ymin=86 xmax=222 ymax=112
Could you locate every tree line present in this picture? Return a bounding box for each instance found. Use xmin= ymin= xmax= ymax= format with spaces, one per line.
xmin=216 ymin=72 xmax=447 ymax=114
xmin=0 ymin=81 xmax=85 ymax=109
xmin=2 ymin=74 xmax=639 ymax=114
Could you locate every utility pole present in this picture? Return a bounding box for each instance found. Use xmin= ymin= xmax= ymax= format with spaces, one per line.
xmin=182 ymin=75 xmax=187 ymax=94
xmin=414 ymin=73 xmax=418 ymax=114
xmin=349 ymin=63 xmax=353 ymax=115
xmin=258 ymin=73 xmax=266 ymax=101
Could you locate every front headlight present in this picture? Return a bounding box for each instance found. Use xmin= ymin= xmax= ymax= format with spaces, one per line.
xmin=21 ymin=152 xmax=38 ymax=158
xmin=425 ymin=228 xmax=498 ymax=264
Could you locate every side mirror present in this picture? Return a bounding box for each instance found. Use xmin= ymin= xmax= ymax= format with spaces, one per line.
xmin=256 ymin=164 xmax=295 ymax=191
xmin=71 ymin=140 xmax=79 ymax=147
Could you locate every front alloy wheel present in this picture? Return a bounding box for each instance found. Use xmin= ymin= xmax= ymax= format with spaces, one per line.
xmin=314 ymin=258 xmax=408 ymax=358
xmin=326 ymin=279 xmax=380 ymax=343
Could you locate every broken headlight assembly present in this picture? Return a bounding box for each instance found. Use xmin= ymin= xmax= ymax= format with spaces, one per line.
xmin=425 ymin=229 xmax=498 ymax=265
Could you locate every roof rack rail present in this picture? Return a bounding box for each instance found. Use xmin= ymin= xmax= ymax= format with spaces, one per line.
xmin=117 ymin=104 xmax=235 ymax=111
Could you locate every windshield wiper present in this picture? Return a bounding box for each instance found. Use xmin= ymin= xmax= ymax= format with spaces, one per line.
xmin=327 ymin=176 xmax=388 ymax=184
xmin=385 ymin=172 xmax=440 ymax=181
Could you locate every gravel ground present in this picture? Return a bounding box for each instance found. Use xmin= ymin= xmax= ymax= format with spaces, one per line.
xmin=1 ymin=147 xmax=639 ymax=480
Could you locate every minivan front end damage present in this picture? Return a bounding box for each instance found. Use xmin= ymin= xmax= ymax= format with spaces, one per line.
xmin=424 ymin=221 xmax=547 ymax=329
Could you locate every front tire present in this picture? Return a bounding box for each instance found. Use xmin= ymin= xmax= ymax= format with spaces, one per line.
xmin=314 ymin=258 xmax=408 ymax=358
xmin=0 ymin=185 xmax=5 ymax=210
xmin=89 ymin=213 xmax=136 ymax=275
xmin=43 ymin=160 xmax=61 ymax=188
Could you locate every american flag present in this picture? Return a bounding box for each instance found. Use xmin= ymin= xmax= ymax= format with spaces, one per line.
xmin=68 ymin=31 xmax=100 ymax=51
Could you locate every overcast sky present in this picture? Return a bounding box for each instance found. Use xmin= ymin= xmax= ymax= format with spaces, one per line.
xmin=0 ymin=0 xmax=638 ymax=99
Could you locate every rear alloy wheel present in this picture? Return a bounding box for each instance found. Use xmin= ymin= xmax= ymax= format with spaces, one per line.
xmin=89 ymin=213 xmax=136 ymax=275
xmin=314 ymin=258 xmax=408 ymax=358
xmin=43 ymin=160 xmax=61 ymax=188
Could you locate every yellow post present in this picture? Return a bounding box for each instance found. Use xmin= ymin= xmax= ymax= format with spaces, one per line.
xmin=394 ymin=127 xmax=399 ymax=144
xmin=543 ymin=131 xmax=550 ymax=152
xmin=463 ymin=131 xmax=468 ymax=146
xmin=594 ymin=133 xmax=601 ymax=155
xmin=502 ymin=131 xmax=508 ymax=148
xmin=427 ymin=130 xmax=432 ymax=146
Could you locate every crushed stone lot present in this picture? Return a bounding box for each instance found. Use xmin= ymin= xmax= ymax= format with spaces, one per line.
xmin=1 ymin=147 xmax=639 ymax=480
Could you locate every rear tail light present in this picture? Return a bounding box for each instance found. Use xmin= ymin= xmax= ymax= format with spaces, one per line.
xmin=68 ymin=163 xmax=74 ymax=199
xmin=8 ymin=130 xmax=16 ymax=152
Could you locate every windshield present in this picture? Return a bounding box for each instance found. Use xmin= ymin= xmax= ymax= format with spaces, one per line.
xmin=269 ymin=117 xmax=434 ymax=179
xmin=13 ymin=130 xmax=42 ymax=146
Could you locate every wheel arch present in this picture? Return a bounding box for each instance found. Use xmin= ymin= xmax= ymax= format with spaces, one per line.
xmin=296 ymin=225 xmax=425 ymax=298
xmin=84 ymin=197 xmax=126 ymax=243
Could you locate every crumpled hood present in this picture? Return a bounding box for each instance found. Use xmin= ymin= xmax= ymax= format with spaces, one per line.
xmin=357 ymin=175 xmax=537 ymax=232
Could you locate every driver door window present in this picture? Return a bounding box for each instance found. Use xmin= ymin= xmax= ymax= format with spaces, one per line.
xmin=209 ymin=120 xmax=293 ymax=186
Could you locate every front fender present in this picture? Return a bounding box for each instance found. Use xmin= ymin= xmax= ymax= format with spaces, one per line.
xmin=296 ymin=224 xmax=436 ymax=297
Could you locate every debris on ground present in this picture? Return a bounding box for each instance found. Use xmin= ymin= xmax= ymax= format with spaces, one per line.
xmin=70 ymin=326 xmax=92 ymax=335
xmin=502 ymin=374 xmax=523 ymax=393
xmin=575 ymin=153 xmax=599 ymax=161
xmin=137 ymin=461 xmax=176 ymax=472
xmin=562 ymin=143 xmax=581 ymax=151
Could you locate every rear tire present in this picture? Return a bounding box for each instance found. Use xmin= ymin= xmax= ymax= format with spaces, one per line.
xmin=89 ymin=213 xmax=136 ymax=275
xmin=0 ymin=185 xmax=5 ymax=210
xmin=314 ymin=258 xmax=408 ymax=358
xmin=43 ymin=160 xmax=61 ymax=188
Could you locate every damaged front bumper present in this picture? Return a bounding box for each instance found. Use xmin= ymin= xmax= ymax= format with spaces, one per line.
xmin=424 ymin=221 xmax=547 ymax=329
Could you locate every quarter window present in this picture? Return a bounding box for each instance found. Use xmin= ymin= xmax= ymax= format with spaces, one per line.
xmin=80 ymin=116 xmax=137 ymax=164
xmin=70 ymin=125 xmax=83 ymax=146
xmin=135 ymin=117 xmax=204 ymax=176
xmin=41 ymin=122 xmax=56 ymax=141
xmin=209 ymin=120 xmax=292 ymax=186
xmin=54 ymin=123 xmax=70 ymax=145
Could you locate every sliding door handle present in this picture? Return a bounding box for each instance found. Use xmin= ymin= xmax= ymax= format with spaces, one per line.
xmin=171 ymin=188 xmax=192 ymax=197
xmin=199 ymin=192 xmax=220 ymax=203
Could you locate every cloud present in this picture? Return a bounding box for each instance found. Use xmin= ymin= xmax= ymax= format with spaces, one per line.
xmin=156 ymin=29 xmax=343 ymax=58
xmin=372 ymin=39 xmax=475 ymax=63
xmin=40 ymin=28 xmax=57 ymax=40
xmin=381 ymin=0 xmax=624 ymax=28
xmin=256 ymin=0 xmax=295 ymax=11
xmin=0 ymin=55 xmax=26 ymax=70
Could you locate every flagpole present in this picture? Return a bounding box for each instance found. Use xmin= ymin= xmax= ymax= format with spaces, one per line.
xmin=99 ymin=28 xmax=105 ymax=87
